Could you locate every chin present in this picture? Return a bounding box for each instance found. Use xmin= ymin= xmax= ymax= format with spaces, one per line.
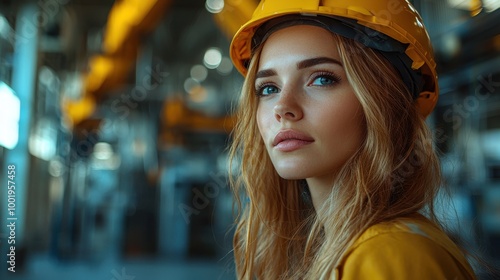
xmin=271 ymin=159 xmax=318 ymax=180
xmin=275 ymin=167 xmax=309 ymax=180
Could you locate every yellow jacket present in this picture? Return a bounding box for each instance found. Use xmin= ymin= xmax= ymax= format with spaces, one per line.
xmin=335 ymin=214 xmax=476 ymax=279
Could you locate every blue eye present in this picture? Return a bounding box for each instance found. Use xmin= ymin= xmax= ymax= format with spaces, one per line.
xmin=312 ymin=76 xmax=334 ymax=86
xmin=257 ymin=84 xmax=280 ymax=96
xmin=310 ymin=72 xmax=341 ymax=86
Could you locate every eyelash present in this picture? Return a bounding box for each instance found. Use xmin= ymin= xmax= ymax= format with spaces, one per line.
xmin=254 ymin=71 xmax=342 ymax=97
xmin=255 ymin=82 xmax=277 ymax=97
xmin=309 ymin=71 xmax=342 ymax=86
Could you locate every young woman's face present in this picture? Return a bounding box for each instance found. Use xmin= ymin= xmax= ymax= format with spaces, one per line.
xmin=256 ymin=25 xmax=365 ymax=183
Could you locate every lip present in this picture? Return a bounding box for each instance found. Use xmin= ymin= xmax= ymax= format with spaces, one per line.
xmin=273 ymin=130 xmax=315 ymax=152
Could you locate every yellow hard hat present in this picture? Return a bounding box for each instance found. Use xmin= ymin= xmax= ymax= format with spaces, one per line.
xmin=230 ymin=0 xmax=438 ymax=117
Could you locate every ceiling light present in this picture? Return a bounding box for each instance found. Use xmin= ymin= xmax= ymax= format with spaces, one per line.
xmin=216 ymin=57 xmax=233 ymax=75
xmin=190 ymin=64 xmax=208 ymax=82
xmin=203 ymin=48 xmax=222 ymax=69
xmin=205 ymin=0 xmax=224 ymax=14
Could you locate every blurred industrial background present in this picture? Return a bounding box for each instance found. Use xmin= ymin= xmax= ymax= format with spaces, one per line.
xmin=0 ymin=0 xmax=498 ymax=279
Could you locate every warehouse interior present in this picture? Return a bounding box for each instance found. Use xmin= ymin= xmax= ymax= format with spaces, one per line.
xmin=0 ymin=0 xmax=499 ymax=279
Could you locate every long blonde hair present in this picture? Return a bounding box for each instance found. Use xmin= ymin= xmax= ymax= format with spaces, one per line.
xmin=228 ymin=32 xmax=442 ymax=279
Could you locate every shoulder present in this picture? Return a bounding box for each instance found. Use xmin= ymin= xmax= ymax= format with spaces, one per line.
xmin=336 ymin=214 xmax=476 ymax=280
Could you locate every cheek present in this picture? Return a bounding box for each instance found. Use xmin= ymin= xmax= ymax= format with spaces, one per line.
xmin=256 ymin=104 xmax=271 ymax=139
xmin=256 ymin=106 xmax=266 ymax=142
xmin=337 ymin=108 xmax=365 ymax=147
xmin=318 ymin=98 xmax=365 ymax=146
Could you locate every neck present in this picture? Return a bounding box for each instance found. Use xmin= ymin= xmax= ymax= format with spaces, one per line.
xmin=306 ymin=174 xmax=335 ymax=213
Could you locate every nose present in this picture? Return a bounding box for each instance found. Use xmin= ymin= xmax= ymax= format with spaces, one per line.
xmin=273 ymin=88 xmax=303 ymax=122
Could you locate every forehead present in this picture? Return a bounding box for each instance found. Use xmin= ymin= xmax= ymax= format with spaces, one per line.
xmin=258 ymin=25 xmax=340 ymax=69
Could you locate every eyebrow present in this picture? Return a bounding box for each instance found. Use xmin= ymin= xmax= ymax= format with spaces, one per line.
xmin=297 ymin=57 xmax=343 ymax=69
xmin=256 ymin=69 xmax=277 ymax=79
xmin=256 ymin=56 xmax=343 ymax=79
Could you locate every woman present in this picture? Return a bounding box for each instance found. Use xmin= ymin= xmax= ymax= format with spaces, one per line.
xmin=228 ymin=0 xmax=476 ymax=279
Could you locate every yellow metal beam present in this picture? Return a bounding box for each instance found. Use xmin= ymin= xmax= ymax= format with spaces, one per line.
xmin=62 ymin=95 xmax=96 ymax=127
xmin=161 ymin=98 xmax=235 ymax=131
xmin=66 ymin=0 xmax=172 ymax=128
xmin=104 ymin=0 xmax=172 ymax=54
